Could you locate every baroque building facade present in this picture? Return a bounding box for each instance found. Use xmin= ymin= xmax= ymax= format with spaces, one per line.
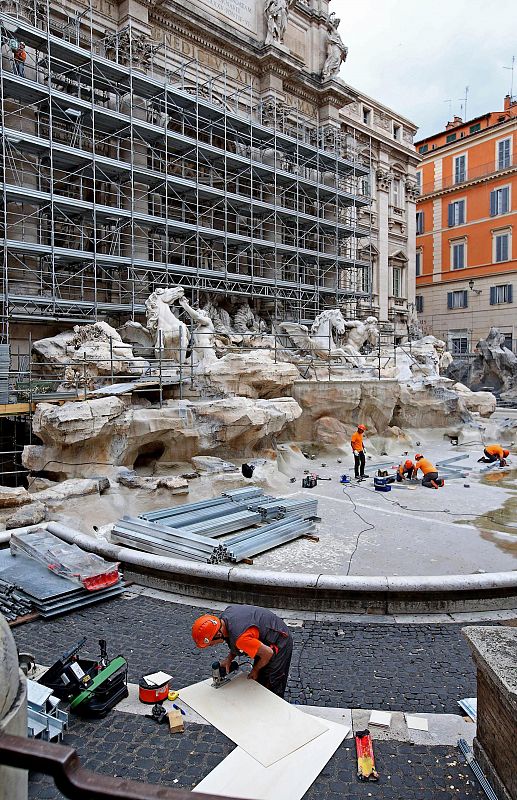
xmin=0 ymin=0 xmax=418 ymax=349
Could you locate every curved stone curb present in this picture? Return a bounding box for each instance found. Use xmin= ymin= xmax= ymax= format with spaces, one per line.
xmin=8 ymin=522 xmax=517 ymax=614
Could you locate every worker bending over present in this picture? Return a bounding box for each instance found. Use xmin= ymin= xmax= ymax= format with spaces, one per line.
xmin=396 ymin=459 xmax=415 ymax=481
xmin=477 ymin=444 xmax=510 ymax=467
xmin=351 ymin=424 xmax=368 ymax=481
xmin=414 ymin=453 xmax=444 ymax=489
xmin=192 ymin=605 xmax=293 ymax=698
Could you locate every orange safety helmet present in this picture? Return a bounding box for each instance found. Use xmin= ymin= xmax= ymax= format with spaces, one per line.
xmin=415 ymin=453 xmax=423 ymax=460
xmin=503 ymin=449 xmax=510 ymax=457
xmin=192 ymin=614 xmax=221 ymax=648
xmin=357 ymin=424 xmax=366 ymax=432
xmin=404 ymin=459 xmax=413 ymax=469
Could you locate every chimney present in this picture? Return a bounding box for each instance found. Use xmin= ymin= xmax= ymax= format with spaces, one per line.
xmin=445 ymin=115 xmax=463 ymax=130
xmin=504 ymin=94 xmax=516 ymax=111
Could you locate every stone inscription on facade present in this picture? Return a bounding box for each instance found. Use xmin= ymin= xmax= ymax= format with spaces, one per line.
xmin=163 ymin=32 xmax=259 ymax=87
xmin=195 ymin=0 xmax=258 ymax=33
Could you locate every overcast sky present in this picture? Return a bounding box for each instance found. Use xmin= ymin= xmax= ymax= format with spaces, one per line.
xmin=332 ymin=0 xmax=516 ymax=139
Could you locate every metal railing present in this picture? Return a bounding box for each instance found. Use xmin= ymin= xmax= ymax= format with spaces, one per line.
xmin=0 ymin=733 xmax=235 ymax=800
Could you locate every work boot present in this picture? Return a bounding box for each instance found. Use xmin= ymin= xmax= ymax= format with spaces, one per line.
xmin=362 ymin=474 xmax=369 ymax=478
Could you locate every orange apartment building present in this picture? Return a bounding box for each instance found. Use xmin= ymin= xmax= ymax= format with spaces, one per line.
xmin=415 ymin=94 xmax=517 ymax=354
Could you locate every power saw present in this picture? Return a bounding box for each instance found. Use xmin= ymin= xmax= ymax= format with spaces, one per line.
xmin=211 ymin=659 xmax=241 ymax=688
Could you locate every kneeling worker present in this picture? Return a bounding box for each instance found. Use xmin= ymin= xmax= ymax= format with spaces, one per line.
xmin=192 ymin=605 xmax=293 ymax=698
xmin=396 ymin=459 xmax=415 ymax=481
xmin=414 ymin=453 xmax=444 ymax=489
xmin=477 ymin=444 xmax=510 ymax=467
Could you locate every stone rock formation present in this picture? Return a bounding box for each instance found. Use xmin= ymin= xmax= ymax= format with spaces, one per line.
xmin=32 ymin=322 xmax=149 ymax=383
xmin=202 ymin=350 xmax=299 ymax=398
xmin=6 ymin=501 xmax=47 ymax=529
xmin=22 ymin=396 xmax=302 ymax=479
xmin=0 ymin=486 xmax=32 ymax=509
xmin=452 ymin=383 xmax=497 ymax=417
xmin=448 ymin=327 xmax=517 ymax=395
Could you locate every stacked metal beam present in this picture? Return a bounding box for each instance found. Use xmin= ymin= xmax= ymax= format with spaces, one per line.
xmin=114 ymin=489 xmax=319 ymax=563
xmin=0 ymin=577 xmax=34 ymax=622
xmin=224 ymin=516 xmax=316 ymax=562
xmin=111 ymin=517 xmax=226 ymax=563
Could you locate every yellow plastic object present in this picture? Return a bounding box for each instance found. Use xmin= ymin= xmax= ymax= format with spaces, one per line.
xmin=168 ymin=690 xmax=179 ymax=702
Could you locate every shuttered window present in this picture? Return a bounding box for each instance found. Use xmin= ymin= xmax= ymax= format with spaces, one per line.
xmin=490 ymin=186 xmax=510 ymax=216
xmin=454 ymin=155 xmax=466 ymax=184
xmin=451 ymin=241 xmax=466 ymax=270
xmin=447 ymin=290 xmax=468 ymax=309
xmin=497 ymin=138 xmax=511 ymax=170
xmin=415 ymin=295 xmax=423 ymax=312
xmin=416 ymin=211 xmax=424 ymax=234
xmin=448 ymin=199 xmax=465 ymax=226
xmin=495 ymin=233 xmax=510 ymax=263
xmin=490 ymin=285 xmax=513 ymax=305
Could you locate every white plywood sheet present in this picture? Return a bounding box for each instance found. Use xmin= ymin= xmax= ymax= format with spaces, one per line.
xmin=179 ymin=673 xmax=328 ymax=767
xmin=194 ymin=718 xmax=349 ymax=800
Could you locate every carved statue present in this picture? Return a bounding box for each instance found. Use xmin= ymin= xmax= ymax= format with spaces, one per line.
xmin=264 ymin=0 xmax=293 ymax=46
xmin=281 ymin=308 xmax=364 ymax=366
xmin=202 ymin=296 xmax=242 ymax=344
xmin=177 ymin=296 xmax=217 ymax=369
xmin=343 ymin=316 xmax=379 ymax=352
xmin=145 ymin=286 xmax=190 ymax=363
xmin=233 ymin=302 xmax=261 ymax=337
xmin=321 ymin=14 xmax=348 ymax=80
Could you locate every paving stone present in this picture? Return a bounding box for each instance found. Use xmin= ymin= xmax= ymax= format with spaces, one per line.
xmin=13 ymin=595 xmax=482 ymax=713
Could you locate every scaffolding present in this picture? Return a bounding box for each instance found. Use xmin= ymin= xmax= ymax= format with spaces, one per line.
xmin=0 ymin=0 xmax=372 ymax=346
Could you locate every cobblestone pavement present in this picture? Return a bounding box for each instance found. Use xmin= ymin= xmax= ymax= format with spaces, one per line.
xmin=27 ymin=712 xmax=485 ymax=800
xmin=14 ymin=594 xmax=479 ymax=713
xmin=14 ymin=594 xmax=489 ymax=800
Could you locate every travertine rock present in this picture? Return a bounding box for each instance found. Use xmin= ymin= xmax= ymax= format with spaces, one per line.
xmin=23 ymin=396 xmax=302 ymax=479
xmin=448 ymin=327 xmax=517 ymax=393
xmin=0 ymin=486 xmax=31 ymax=509
xmin=32 ymin=397 xmax=129 ymax=445
xmin=285 ymin=379 xmax=400 ymax=442
xmin=6 ymin=501 xmax=47 ymax=529
xmin=202 ymin=350 xmax=299 ymax=398
xmin=452 ymin=383 xmax=496 ymax=417
xmin=116 ymin=469 xmax=188 ymax=493
xmin=392 ymin=381 xmax=467 ymax=428
xmin=117 ymin=321 xmax=154 ymax=349
xmin=34 ymin=478 xmax=100 ymax=503
xmin=191 ymin=456 xmax=238 ymax=473
xmin=313 ymin=416 xmax=350 ymax=448
xmin=33 ymin=321 xmax=149 ymax=379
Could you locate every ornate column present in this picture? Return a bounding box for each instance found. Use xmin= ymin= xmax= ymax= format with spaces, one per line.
xmin=375 ymin=167 xmax=393 ymax=322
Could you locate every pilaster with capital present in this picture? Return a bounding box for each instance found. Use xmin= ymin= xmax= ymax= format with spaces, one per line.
xmin=376 ymin=168 xmax=393 ymax=193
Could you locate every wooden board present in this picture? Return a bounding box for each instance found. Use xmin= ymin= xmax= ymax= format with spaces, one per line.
xmin=179 ymin=673 xmax=328 ymax=767
xmin=193 ymin=717 xmax=349 ymax=800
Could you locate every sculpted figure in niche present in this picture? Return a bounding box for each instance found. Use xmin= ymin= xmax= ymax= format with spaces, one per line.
xmin=322 ymin=14 xmax=348 ymax=80
xmin=264 ymin=0 xmax=293 ymax=46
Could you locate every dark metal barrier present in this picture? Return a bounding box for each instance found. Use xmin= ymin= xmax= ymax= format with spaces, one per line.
xmin=0 ymin=734 xmax=232 ymax=800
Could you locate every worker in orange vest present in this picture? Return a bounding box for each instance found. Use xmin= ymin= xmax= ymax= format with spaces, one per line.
xmin=396 ymin=459 xmax=415 ymax=482
xmin=351 ymin=424 xmax=368 ymax=481
xmin=477 ymin=444 xmax=510 ymax=467
xmin=12 ymin=41 xmax=26 ymax=78
xmin=414 ymin=454 xmax=444 ymax=489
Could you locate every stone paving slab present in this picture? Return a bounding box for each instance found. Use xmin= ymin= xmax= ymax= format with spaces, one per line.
xmin=27 ymin=711 xmax=485 ymax=800
xmin=13 ymin=594 xmax=483 ymax=714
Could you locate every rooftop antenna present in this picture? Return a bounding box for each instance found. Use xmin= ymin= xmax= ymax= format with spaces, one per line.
xmin=458 ymin=85 xmax=469 ymax=120
xmin=503 ymin=55 xmax=515 ymax=100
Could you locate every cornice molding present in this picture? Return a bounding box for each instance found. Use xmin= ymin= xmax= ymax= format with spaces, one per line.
xmin=419 ymin=164 xmax=517 ymax=201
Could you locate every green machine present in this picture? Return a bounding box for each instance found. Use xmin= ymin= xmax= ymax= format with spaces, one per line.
xmin=40 ymin=639 xmax=129 ymax=718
